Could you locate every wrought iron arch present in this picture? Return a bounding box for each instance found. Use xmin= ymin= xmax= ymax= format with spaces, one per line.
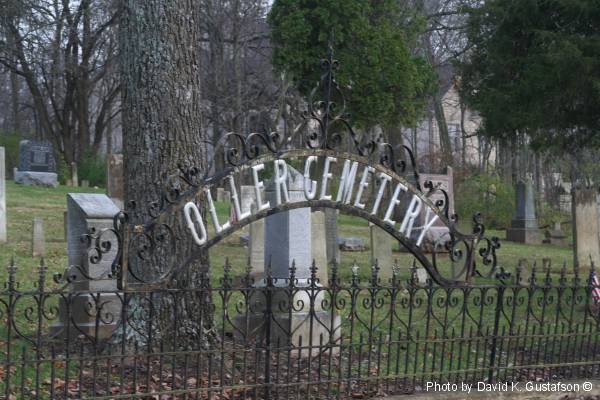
xmin=59 ymin=43 xmax=500 ymax=289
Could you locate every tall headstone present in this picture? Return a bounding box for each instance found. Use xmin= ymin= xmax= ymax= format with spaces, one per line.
xmin=51 ymin=193 xmax=121 ymax=339
xmin=32 ymin=218 xmax=45 ymax=257
xmin=14 ymin=140 xmax=58 ymax=187
xmin=248 ymin=204 xmax=265 ymax=279
xmin=573 ymin=188 xmax=600 ymax=270
xmin=71 ymin=162 xmax=79 ymax=187
xmin=264 ymin=167 xmax=312 ymax=278
xmin=106 ymin=154 xmax=124 ymax=209
xmin=237 ymin=165 xmax=340 ymax=355
xmin=370 ymin=223 xmax=393 ymax=281
xmin=506 ymin=180 xmax=541 ymax=244
xmin=417 ymin=166 xmax=454 ymax=249
xmin=0 ymin=147 xmax=6 ymax=243
xmin=311 ymin=210 xmax=328 ymax=284
xmin=324 ymin=208 xmax=340 ymax=264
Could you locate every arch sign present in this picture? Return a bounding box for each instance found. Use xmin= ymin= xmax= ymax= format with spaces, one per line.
xmin=111 ymin=45 xmax=499 ymax=288
xmin=184 ymin=152 xmax=440 ymax=250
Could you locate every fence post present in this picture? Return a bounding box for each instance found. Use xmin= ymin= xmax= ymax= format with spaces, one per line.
xmin=488 ymin=285 xmax=504 ymax=383
xmin=263 ymin=261 xmax=273 ymax=400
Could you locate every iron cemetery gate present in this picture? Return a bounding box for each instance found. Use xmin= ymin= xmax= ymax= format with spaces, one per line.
xmin=4 ymin=47 xmax=600 ymax=400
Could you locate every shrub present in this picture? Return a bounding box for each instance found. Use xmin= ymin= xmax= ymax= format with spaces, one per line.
xmin=78 ymin=151 xmax=107 ymax=187
xmin=455 ymin=173 xmax=515 ymax=230
xmin=0 ymin=131 xmax=22 ymax=179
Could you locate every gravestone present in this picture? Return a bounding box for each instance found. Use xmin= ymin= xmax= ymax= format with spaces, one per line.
xmin=413 ymin=267 xmax=429 ymax=286
xmin=324 ymin=208 xmax=340 ymax=264
xmin=311 ymin=210 xmax=328 ymax=284
xmin=247 ymin=203 xmax=265 ymax=279
xmin=0 ymin=147 xmax=6 ymax=243
xmin=51 ymin=194 xmax=121 ymax=339
xmin=543 ymin=221 xmax=567 ymax=247
xmin=81 ymin=180 xmax=89 ymax=188
xmin=237 ymin=165 xmax=340 ymax=355
xmin=338 ymin=237 xmax=365 ymax=251
xmin=370 ymin=223 xmax=393 ymax=280
xmin=417 ymin=166 xmax=454 ymax=250
xmin=14 ymin=140 xmax=58 ymax=187
xmin=32 ymin=218 xmax=45 ymax=257
xmin=216 ymin=187 xmax=226 ymax=202
xmin=506 ymin=180 xmax=541 ymax=244
xmin=573 ymin=188 xmax=600 ymax=271
xmin=71 ymin=162 xmax=79 ymax=187
xmin=106 ymin=154 xmax=124 ymax=209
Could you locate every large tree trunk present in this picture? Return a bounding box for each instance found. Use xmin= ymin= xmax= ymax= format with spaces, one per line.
xmin=120 ymin=0 xmax=211 ymax=346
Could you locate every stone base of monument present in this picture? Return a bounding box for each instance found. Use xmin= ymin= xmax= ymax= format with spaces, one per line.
xmin=506 ymin=219 xmax=541 ymax=244
xmin=49 ymin=292 xmax=122 ymax=340
xmin=14 ymin=170 xmax=58 ymax=188
xmin=233 ymin=284 xmax=341 ymax=357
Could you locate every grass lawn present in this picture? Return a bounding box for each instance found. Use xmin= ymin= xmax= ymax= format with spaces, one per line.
xmin=0 ymin=180 xmax=575 ymax=285
xmin=0 ymin=182 xmax=590 ymax=399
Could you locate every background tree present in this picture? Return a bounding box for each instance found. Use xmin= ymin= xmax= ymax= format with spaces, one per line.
xmin=268 ymin=0 xmax=436 ymax=131
xmin=0 ymin=0 xmax=120 ymax=166
xmin=459 ymin=0 xmax=600 ymax=160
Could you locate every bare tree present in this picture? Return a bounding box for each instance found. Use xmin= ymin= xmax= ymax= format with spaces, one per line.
xmin=0 ymin=0 xmax=120 ymax=164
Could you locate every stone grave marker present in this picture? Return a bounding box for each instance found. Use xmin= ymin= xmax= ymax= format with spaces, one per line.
xmin=311 ymin=209 xmax=328 ymax=284
xmin=81 ymin=180 xmax=89 ymax=188
xmin=324 ymin=208 xmax=340 ymax=264
xmin=236 ymin=165 xmax=340 ymax=355
xmin=247 ymin=203 xmax=265 ymax=279
xmin=370 ymin=223 xmax=393 ymax=281
xmin=71 ymin=162 xmax=79 ymax=187
xmin=32 ymin=218 xmax=45 ymax=257
xmin=216 ymin=187 xmax=226 ymax=202
xmin=107 ymin=154 xmax=124 ymax=209
xmin=51 ymin=193 xmax=121 ymax=339
xmin=0 ymin=147 xmax=6 ymax=243
xmin=506 ymin=180 xmax=541 ymax=244
xmin=338 ymin=237 xmax=365 ymax=251
xmin=543 ymin=221 xmax=567 ymax=247
xmin=417 ymin=166 xmax=454 ymax=250
xmin=14 ymin=140 xmax=58 ymax=187
xmin=573 ymin=188 xmax=600 ymax=270
xmin=414 ymin=267 xmax=429 ymax=286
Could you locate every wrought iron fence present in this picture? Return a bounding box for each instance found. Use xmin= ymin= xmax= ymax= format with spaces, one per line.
xmin=2 ymin=259 xmax=600 ymax=399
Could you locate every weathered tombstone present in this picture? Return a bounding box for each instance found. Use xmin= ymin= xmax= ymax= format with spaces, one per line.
xmin=106 ymin=154 xmax=124 ymax=209
xmin=216 ymin=187 xmax=226 ymax=202
xmin=240 ymin=185 xmax=255 ymax=215
xmin=506 ymin=180 xmax=541 ymax=244
xmin=264 ymin=166 xmax=312 ymax=277
xmin=222 ymin=190 xmax=231 ymax=204
xmin=338 ymin=237 xmax=365 ymax=251
xmin=573 ymin=188 xmax=600 ymax=270
xmin=71 ymin=162 xmax=79 ymax=187
xmin=543 ymin=221 xmax=567 ymax=247
xmin=417 ymin=166 xmax=454 ymax=250
xmin=324 ymin=208 xmax=340 ymax=264
xmin=0 ymin=147 xmax=6 ymax=243
xmin=237 ymin=165 xmax=340 ymax=355
xmin=311 ymin=210 xmax=328 ymax=284
xmin=32 ymin=218 xmax=45 ymax=257
xmin=414 ymin=267 xmax=429 ymax=286
xmin=81 ymin=179 xmax=89 ymax=188
xmin=370 ymin=223 xmax=393 ymax=281
xmin=247 ymin=203 xmax=265 ymax=279
xmin=51 ymin=193 xmax=121 ymax=339
xmin=14 ymin=140 xmax=58 ymax=187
